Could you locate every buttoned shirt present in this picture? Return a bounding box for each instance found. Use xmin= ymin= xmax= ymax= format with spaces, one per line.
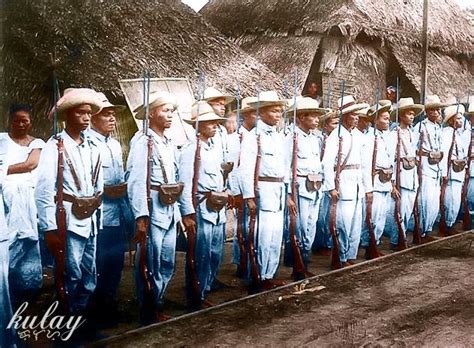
xmin=387 ymin=127 xmax=418 ymax=191
xmin=461 ymin=124 xmax=473 ymax=177
xmin=441 ymin=127 xmax=468 ymax=182
xmin=35 ymin=130 xmax=103 ymax=237
xmin=361 ymin=129 xmax=393 ymax=193
xmin=413 ymin=119 xmax=443 ymax=179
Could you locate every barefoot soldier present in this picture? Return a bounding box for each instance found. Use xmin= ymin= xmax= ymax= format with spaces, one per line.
xmin=387 ymin=97 xmax=422 ymax=250
xmin=87 ymin=93 xmax=129 ymax=322
xmin=239 ymin=91 xmax=288 ymax=290
xmin=128 ymin=89 xmax=182 ymax=322
xmin=322 ymin=95 xmax=369 ymax=266
xmin=360 ymin=100 xmax=393 ymax=258
xmin=179 ymin=101 xmax=228 ymax=308
xmin=439 ymin=103 xmax=468 ymax=235
xmin=36 ymin=88 xmax=103 ymax=314
xmin=285 ymin=97 xmax=326 ymax=276
xmin=413 ymin=95 xmax=446 ymax=242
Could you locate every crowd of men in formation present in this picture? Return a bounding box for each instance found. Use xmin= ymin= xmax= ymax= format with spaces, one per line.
xmin=0 ymin=80 xmax=473 ymax=345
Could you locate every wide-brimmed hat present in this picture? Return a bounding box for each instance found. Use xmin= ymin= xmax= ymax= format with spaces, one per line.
xmin=319 ymin=109 xmax=337 ymax=123
xmin=336 ymin=95 xmax=370 ymax=116
xmin=94 ymin=92 xmax=126 ymax=114
xmin=233 ymin=96 xmax=257 ymax=114
xmin=288 ymin=97 xmax=327 ymax=115
xmin=49 ymin=88 xmax=102 ymax=121
xmin=391 ymin=97 xmax=423 ymax=120
xmin=184 ymin=101 xmax=226 ymax=125
xmin=443 ymin=103 xmax=465 ymax=125
xmin=248 ymin=90 xmax=286 ymax=109
xmin=367 ymin=99 xmax=393 ymax=121
xmin=133 ymin=91 xmax=178 ymax=120
xmin=424 ymin=95 xmax=448 ymax=110
xmin=355 ymin=107 xmax=370 ymax=117
xmin=202 ymin=87 xmax=235 ymax=105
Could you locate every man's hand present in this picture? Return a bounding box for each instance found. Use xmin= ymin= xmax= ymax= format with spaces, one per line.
xmin=246 ymin=198 xmax=257 ymax=216
xmin=365 ymin=192 xmax=373 ymax=204
xmin=182 ymin=214 xmax=196 ymax=231
xmin=329 ymin=189 xmax=339 ymax=202
xmin=287 ymin=196 xmax=297 ymax=216
xmin=391 ymin=187 xmax=400 ymax=200
xmin=133 ymin=216 xmax=149 ymax=244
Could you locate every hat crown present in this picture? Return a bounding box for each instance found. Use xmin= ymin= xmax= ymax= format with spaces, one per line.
xmin=397 ymin=97 xmax=416 ymax=108
xmin=257 ymin=90 xmax=281 ymax=103
xmin=240 ymin=96 xmax=257 ymax=110
xmin=425 ymin=95 xmax=441 ymax=105
xmin=337 ymin=95 xmax=356 ymax=109
xmin=444 ymin=104 xmax=465 ymax=122
xmin=369 ymin=99 xmax=392 ymax=114
xmin=191 ymin=101 xmax=216 ymax=118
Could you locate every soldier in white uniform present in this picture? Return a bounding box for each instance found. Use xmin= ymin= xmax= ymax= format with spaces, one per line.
xmin=322 ymin=95 xmax=369 ymax=266
xmin=239 ymin=91 xmax=287 ymax=289
xmin=36 ymin=88 xmax=103 ymax=314
xmin=462 ymin=103 xmax=474 ymax=229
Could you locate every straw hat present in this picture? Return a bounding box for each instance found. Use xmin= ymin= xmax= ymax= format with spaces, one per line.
xmin=337 ymin=95 xmax=370 ymax=116
xmin=391 ymin=97 xmax=424 ymax=120
xmin=94 ymin=92 xmax=126 ymax=114
xmin=466 ymin=103 xmax=474 ymax=116
xmin=367 ymin=99 xmax=392 ymax=121
xmin=288 ymin=97 xmax=327 ymax=115
xmin=247 ymin=90 xmax=286 ymax=108
xmin=50 ymin=88 xmax=102 ymax=121
xmin=355 ymin=107 xmax=370 ymax=118
xmin=443 ymin=103 xmax=465 ymax=125
xmin=424 ymin=95 xmax=447 ymax=110
xmin=133 ymin=91 xmax=178 ymax=120
xmin=185 ymin=101 xmax=226 ymax=125
xmin=202 ymin=87 xmax=235 ymax=105
xmin=319 ymin=109 xmax=337 ymax=123
xmin=233 ymin=96 xmax=257 ymax=114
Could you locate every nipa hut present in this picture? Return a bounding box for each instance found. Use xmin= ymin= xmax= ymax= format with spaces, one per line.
xmin=202 ymin=0 xmax=474 ymax=107
xmin=1 ymin=0 xmax=281 ymax=151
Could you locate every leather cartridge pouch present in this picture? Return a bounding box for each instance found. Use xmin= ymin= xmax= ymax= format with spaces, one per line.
xmin=71 ymin=193 xmax=102 ymax=220
xmin=452 ymin=159 xmax=466 ymax=173
xmin=103 ymin=182 xmax=128 ymax=200
xmin=221 ymin=162 xmax=234 ymax=177
xmin=157 ymin=183 xmax=184 ymax=206
xmin=401 ymin=157 xmax=416 ymax=170
xmin=377 ymin=168 xmax=393 ymax=183
xmin=206 ymin=191 xmax=229 ymax=212
xmin=305 ymin=174 xmax=323 ymax=192
xmin=428 ymin=151 xmax=443 ymax=165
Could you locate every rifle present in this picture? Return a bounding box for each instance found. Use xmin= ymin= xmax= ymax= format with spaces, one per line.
xmin=328 ymin=80 xmax=344 ymax=270
xmin=47 ymin=72 xmax=68 ymax=312
xmin=439 ymin=126 xmax=457 ymax=237
xmin=366 ymin=92 xmax=380 ymax=259
xmin=234 ymin=82 xmax=247 ymax=277
xmin=140 ymin=71 xmax=156 ymax=318
xmin=288 ymin=71 xmax=312 ymax=279
xmin=247 ymin=85 xmax=262 ymax=291
xmin=394 ymin=77 xmax=407 ymax=251
xmin=462 ymin=126 xmax=473 ymax=230
xmin=412 ymin=117 xmax=424 ymax=244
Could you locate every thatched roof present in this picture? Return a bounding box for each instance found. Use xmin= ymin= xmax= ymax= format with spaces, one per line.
xmin=1 ymin=0 xmax=281 ymax=136
xmin=202 ymin=0 xmax=474 ymax=58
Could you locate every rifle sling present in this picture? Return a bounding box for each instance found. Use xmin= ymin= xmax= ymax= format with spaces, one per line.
xmin=63 ymin=146 xmax=101 ymax=192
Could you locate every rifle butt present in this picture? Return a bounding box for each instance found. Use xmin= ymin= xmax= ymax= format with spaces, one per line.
xmin=236 ymin=200 xmax=248 ymax=277
xmin=247 ymin=212 xmax=261 ymax=290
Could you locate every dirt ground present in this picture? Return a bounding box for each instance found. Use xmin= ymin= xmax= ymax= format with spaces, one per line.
xmin=97 ymin=231 xmax=474 ymax=347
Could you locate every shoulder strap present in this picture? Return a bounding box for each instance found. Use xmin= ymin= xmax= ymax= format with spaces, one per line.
xmin=92 ymin=155 xmax=101 ymax=188
xmin=151 ymin=137 xmax=169 ymax=184
xmin=63 ymin=147 xmax=82 ymax=192
xmin=340 ymin=133 xmax=353 ymax=168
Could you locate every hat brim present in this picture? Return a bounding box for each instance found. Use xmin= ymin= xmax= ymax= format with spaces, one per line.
xmin=340 ymin=103 xmax=370 ymax=116
xmin=184 ymin=112 xmax=226 ymax=125
xmin=367 ymin=104 xmax=392 ymax=121
xmin=290 ymin=107 xmax=328 ymax=115
xmin=134 ymin=100 xmax=177 ymax=120
xmin=425 ymin=103 xmax=448 ymax=110
xmin=203 ymin=96 xmax=235 ymax=105
xmin=95 ymin=104 xmax=127 ymax=115
xmin=247 ymin=101 xmax=286 ymax=108
xmin=390 ymin=104 xmax=424 ymax=120
xmin=232 ymin=106 xmax=256 ymax=114
xmin=56 ymin=102 xmax=101 ymax=121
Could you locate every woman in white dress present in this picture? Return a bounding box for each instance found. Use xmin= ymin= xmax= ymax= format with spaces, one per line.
xmin=2 ymin=104 xmax=44 ymax=305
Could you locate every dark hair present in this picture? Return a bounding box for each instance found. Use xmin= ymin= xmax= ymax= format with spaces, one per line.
xmin=9 ymin=103 xmax=33 ymax=118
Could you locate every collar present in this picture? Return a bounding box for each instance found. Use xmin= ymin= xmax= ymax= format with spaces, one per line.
xmin=88 ymin=128 xmax=110 ymax=143
xmin=61 ymin=130 xmax=86 ymax=148
xmin=148 ymin=128 xmax=170 ymax=145
xmin=256 ymin=120 xmax=276 ymax=135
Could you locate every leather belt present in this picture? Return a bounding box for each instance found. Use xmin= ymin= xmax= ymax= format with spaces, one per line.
xmin=297 ymin=174 xmax=308 ymax=178
xmin=150 ymin=184 xmax=161 ymax=191
xmin=335 ymin=164 xmax=360 ymax=171
xmin=258 ymin=176 xmax=284 ymax=183
xmin=57 ymin=192 xmax=103 ymax=203
xmin=417 ymin=150 xmax=431 ymax=157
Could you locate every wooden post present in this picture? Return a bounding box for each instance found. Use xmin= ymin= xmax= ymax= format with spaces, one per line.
xmin=420 ymin=0 xmax=429 ymax=103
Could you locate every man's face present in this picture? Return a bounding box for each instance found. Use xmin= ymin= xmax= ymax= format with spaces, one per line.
xmin=375 ymin=111 xmax=390 ymax=131
xmin=449 ymin=113 xmax=463 ymax=129
xmin=225 ymin=114 xmax=237 ymax=134
xmin=65 ymin=104 xmax=92 ymax=131
xmin=260 ymin=105 xmax=282 ymax=126
xmin=150 ymin=103 xmax=174 ymax=130
xmin=198 ymin=120 xmax=219 ymax=138
xmin=307 ymin=83 xmax=319 ymax=96
xmin=426 ymin=108 xmax=441 ymax=123
xmin=325 ymin=117 xmax=339 ymax=133
xmin=357 ymin=117 xmax=370 ymax=131
xmin=400 ymin=109 xmax=415 ymax=126
xmin=387 ymin=90 xmax=396 ymax=102
xmin=342 ymin=112 xmax=359 ymax=130
xmin=91 ymin=108 xmax=116 ymax=136
xmin=208 ymin=97 xmax=226 ymax=117
xmin=242 ymin=110 xmax=257 ymax=129
xmin=10 ymin=110 xmax=32 ymax=136
xmin=298 ymin=112 xmax=319 ymax=131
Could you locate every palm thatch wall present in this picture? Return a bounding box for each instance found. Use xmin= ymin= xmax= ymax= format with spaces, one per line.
xmin=202 ymin=0 xmax=474 ymax=106
xmin=1 ymin=0 xmax=282 ymax=146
